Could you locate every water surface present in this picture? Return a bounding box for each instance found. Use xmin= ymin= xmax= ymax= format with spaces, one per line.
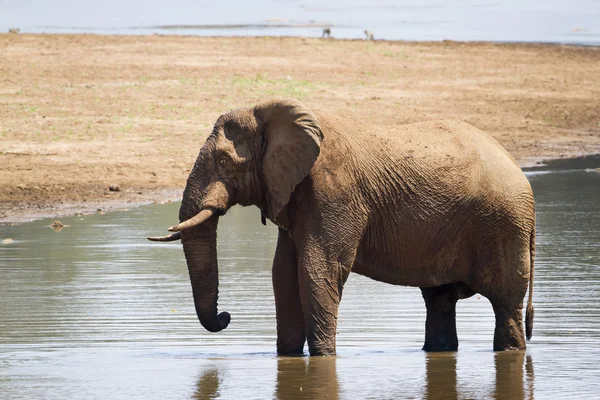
xmin=1 ymin=0 xmax=599 ymax=45
xmin=1 ymin=156 xmax=599 ymax=399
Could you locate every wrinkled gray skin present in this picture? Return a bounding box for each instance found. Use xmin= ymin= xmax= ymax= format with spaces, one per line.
xmin=152 ymin=99 xmax=535 ymax=356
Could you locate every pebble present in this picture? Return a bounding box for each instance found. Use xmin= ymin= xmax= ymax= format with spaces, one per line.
xmin=109 ymin=184 xmax=121 ymax=192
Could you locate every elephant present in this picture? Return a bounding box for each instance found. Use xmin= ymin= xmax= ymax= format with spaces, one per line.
xmin=148 ymin=98 xmax=535 ymax=356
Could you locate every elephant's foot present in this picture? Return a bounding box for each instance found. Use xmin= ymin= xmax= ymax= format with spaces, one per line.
xmin=304 ymin=316 xmax=337 ymax=356
xmin=307 ymin=341 xmax=336 ymax=356
xmin=492 ymin=304 xmax=526 ymax=351
xmin=421 ymin=284 xmax=459 ymax=352
xmin=277 ymin=333 xmax=306 ymax=356
xmin=423 ymin=331 xmax=459 ymax=352
xmin=275 ymin=313 xmax=306 ymax=356
xmin=277 ymin=347 xmax=305 ymax=356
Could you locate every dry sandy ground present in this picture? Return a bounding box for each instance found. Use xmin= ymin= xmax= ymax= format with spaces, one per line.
xmin=1 ymin=34 xmax=599 ymax=224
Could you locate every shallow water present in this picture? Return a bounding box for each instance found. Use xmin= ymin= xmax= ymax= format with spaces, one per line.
xmin=1 ymin=156 xmax=599 ymax=399
xmin=1 ymin=0 xmax=599 ymax=45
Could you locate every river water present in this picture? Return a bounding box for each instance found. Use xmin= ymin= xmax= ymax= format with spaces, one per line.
xmin=1 ymin=0 xmax=599 ymax=45
xmin=1 ymin=155 xmax=599 ymax=399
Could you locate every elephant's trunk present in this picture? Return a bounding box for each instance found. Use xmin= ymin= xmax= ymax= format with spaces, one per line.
xmin=181 ymin=218 xmax=230 ymax=333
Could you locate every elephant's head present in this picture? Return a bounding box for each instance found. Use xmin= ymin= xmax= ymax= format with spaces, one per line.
xmin=148 ymin=99 xmax=323 ymax=332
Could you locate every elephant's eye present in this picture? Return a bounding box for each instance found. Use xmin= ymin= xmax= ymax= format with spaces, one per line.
xmin=218 ymin=157 xmax=229 ymax=169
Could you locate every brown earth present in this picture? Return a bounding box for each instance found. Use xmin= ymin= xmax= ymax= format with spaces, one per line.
xmin=1 ymin=34 xmax=599 ymax=224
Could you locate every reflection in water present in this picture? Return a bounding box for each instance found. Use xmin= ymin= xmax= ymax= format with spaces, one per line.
xmin=49 ymin=220 xmax=66 ymax=232
xmin=494 ymin=352 xmax=534 ymax=400
xmin=425 ymin=352 xmax=534 ymax=400
xmin=189 ymin=353 xmax=534 ymax=400
xmin=425 ymin=353 xmax=457 ymax=400
xmin=192 ymin=357 xmax=339 ymax=400
xmin=194 ymin=369 xmax=220 ymax=400
xmin=525 ymin=354 xmax=534 ymax=400
xmin=275 ymin=357 xmax=339 ymax=400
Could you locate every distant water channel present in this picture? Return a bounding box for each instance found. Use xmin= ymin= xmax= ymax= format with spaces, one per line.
xmin=1 ymin=0 xmax=599 ymax=45
xmin=1 ymin=155 xmax=599 ymax=399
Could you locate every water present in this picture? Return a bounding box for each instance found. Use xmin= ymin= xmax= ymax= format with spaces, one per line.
xmin=1 ymin=0 xmax=599 ymax=45
xmin=1 ymin=155 xmax=599 ymax=399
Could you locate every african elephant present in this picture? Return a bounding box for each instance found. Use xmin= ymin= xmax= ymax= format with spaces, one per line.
xmin=148 ymin=99 xmax=535 ymax=356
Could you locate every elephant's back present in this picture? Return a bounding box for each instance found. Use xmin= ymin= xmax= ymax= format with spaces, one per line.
xmin=368 ymin=118 xmax=534 ymax=233
xmin=375 ymin=119 xmax=529 ymax=191
xmin=318 ymin=113 xmax=533 ymax=211
xmin=389 ymin=119 xmax=535 ymax=241
xmin=380 ymin=119 xmax=517 ymax=167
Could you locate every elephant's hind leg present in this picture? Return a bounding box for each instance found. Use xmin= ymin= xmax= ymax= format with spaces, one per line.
xmin=421 ymin=283 xmax=460 ymax=352
xmin=491 ymin=300 xmax=526 ymax=351
xmin=477 ymin=241 xmax=529 ymax=351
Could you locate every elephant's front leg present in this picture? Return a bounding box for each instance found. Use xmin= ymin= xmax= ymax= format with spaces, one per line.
xmin=272 ymin=229 xmax=306 ymax=355
xmin=297 ymin=245 xmax=353 ymax=356
xmin=421 ymin=284 xmax=459 ymax=352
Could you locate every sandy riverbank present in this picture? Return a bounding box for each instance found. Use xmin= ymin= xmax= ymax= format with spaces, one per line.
xmin=1 ymin=34 xmax=599 ymax=224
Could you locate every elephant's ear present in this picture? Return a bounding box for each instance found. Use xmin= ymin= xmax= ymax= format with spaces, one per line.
xmin=254 ymin=99 xmax=324 ymax=222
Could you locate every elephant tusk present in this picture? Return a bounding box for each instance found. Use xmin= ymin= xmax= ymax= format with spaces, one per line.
xmin=168 ymin=209 xmax=215 ymax=232
xmin=147 ymin=232 xmax=182 ymax=242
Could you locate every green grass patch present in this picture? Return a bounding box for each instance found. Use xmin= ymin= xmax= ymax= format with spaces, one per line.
xmin=231 ymin=74 xmax=315 ymax=99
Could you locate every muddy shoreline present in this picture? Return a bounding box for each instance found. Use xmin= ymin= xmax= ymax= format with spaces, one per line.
xmin=1 ymin=34 xmax=599 ymax=224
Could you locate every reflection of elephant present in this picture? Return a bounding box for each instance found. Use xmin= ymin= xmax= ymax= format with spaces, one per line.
xmin=425 ymin=352 xmax=534 ymax=399
xmin=149 ymin=99 xmax=535 ymax=355
xmin=425 ymin=353 xmax=458 ymax=399
xmin=193 ymin=368 xmax=220 ymax=400
xmin=193 ymin=357 xmax=338 ymax=399
xmin=275 ymin=357 xmax=339 ymax=399
xmin=494 ymin=352 xmax=534 ymax=400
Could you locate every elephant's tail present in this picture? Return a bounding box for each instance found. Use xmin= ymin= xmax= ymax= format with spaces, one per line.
xmin=526 ymin=222 xmax=535 ymax=341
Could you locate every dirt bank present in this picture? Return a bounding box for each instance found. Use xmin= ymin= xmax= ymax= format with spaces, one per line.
xmin=1 ymin=34 xmax=599 ymax=224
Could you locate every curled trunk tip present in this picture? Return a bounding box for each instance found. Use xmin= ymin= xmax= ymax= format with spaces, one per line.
xmin=203 ymin=311 xmax=231 ymax=332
